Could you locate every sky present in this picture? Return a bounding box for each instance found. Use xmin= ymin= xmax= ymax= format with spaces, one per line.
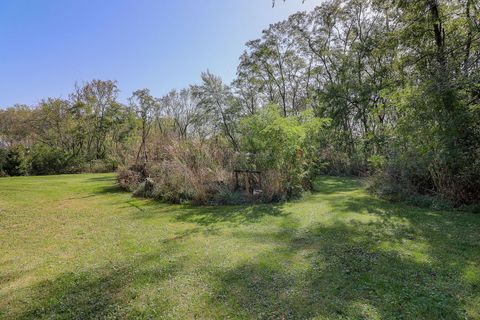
xmin=0 ymin=0 xmax=319 ymax=107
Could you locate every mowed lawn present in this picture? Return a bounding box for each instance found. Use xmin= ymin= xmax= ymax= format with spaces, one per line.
xmin=0 ymin=174 xmax=479 ymax=320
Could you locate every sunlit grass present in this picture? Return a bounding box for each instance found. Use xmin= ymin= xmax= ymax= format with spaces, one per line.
xmin=0 ymin=173 xmax=479 ymax=319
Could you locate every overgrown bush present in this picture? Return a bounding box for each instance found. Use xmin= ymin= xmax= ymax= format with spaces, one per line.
xmin=367 ymin=150 xmax=480 ymax=211
xmin=148 ymin=139 xmax=235 ymax=204
xmin=117 ymin=167 xmax=142 ymax=191
xmin=239 ymin=105 xmax=328 ymax=201
xmin=118 ymin=138 xmax=237 ymax=204
xmin=118 ymin=106 xmax=328 ymax=205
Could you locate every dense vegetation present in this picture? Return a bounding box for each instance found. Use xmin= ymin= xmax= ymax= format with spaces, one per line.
xmin=1 ymin=0 xmax=479 ymax=207
xmin=1 ymin=174 xmax=479 ymax=319
xmin=0 ymin=80 xmax=136 ymax=176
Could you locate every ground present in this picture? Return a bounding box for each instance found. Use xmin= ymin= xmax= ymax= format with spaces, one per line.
xmin=0 ymin=173 xmax=479 ymax=320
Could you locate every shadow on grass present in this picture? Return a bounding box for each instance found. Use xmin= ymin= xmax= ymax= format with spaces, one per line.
xmin=166 ymin=176 xmax=360 ymax=227
xmin=84 ymin=175 xmax=127 ymax=196
xmin=86 ymin=176 xmax=117 ymax=182
xmin=174 ymin=203 xmax=287 ymax=226
xmin=125 ymin=200 xmax=288 ymax=226
xmin=6 ymin=243 xmax=186 ymax=320
xmin=211 ymin=217 xmax=479 ymax=319
xmin=92 ymin=184 xmax=125 ymax=195
xmin=7 ymin=176 xmax=477 ymax=319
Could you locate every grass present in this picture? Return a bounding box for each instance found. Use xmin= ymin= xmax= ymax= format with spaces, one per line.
xmin=0 ymin=173 xmax=479 ymax=319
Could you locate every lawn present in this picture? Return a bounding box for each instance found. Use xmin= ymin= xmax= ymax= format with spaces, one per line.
xmin=0 ymin=173 xmax=479 ymax=319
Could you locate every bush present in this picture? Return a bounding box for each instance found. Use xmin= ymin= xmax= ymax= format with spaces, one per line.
xmin=118 ymin=136 xmax=242 ymax=204
xmin=117 ymin=167 xmax=142 ymax=191
xmin=0 ymin=148 xmax=7 ymax=176
xmin=367 ymin=155 xmax=386 ymax=173
xmin=29 ymin=145 xmax=81 ymax=175
xmin=82 ymin=159 xmax=118 ymax=173
xmin=211 ymin=185 xmax=245 ymax=205
xmin=133 ymin=178 xmax=156 ymax=198
xmin=3 ymin=146 xmax=29 ymax=176
xmin=366 ymin=172 xmax=407 ymax=201
xmin=367 ymin=167 xmax=469 ymax=212
xmin=146 ymin=139 xmax=235 ymax=204
xmin=239 ymin=105 xmax=328 ymax=200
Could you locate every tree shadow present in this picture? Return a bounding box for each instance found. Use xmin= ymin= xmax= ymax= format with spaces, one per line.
xmin=84 ymin=175 xmax=127 ymax=196
xmin=86 ymin=176 xmax=117 ymax=183
xmin=91 ymin=184 xmax=124 ymax=195
xmin=6 ymin=244 xmax=186 ymax=320
xmin=210 ymin=216 xmax=478 ymax=319
xmin=204 ymin=177 xmax=480 ymax=319
xmin=8 ymin=175 xmax=476 ymax=319
xmin=173 ymin=203 xmax=287 ymax=226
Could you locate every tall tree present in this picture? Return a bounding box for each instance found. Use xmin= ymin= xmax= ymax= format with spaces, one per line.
xmin=129 ymin=89 xmax=158 ymax=170
xmin=192 ymin=71 xmax=240 ymax=150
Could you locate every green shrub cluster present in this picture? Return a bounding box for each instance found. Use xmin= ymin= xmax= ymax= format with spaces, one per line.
xmin=0 ymin=144 xmax=118 ymax=177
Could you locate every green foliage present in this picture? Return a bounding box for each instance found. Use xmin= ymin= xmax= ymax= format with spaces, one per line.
xmin=0 ymin=148 xmax=7 ymax=176
xmin=239 ymin=104 xmax=328 ymax=199
xmin=29 ymin=145 xmax=80 ymax=175
xmin=240 ymin=104 xmax=304 ymax=168
xmin=0 ymin=80 xmax=137 ymax=177
xmin=367 ymin=155 xmax=386 ymax=173
xmin=3 ymin=146 xmax=29 ymax=176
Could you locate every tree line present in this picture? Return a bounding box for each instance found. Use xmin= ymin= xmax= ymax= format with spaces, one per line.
xmin=1 ymin=0 xmax=479 ymax=206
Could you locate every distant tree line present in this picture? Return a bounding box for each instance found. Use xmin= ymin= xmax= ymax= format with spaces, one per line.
xmin=1 ymin=0 xmax=479 ymax=207
xmin=0 ymin=80 xmax=136 ymax=175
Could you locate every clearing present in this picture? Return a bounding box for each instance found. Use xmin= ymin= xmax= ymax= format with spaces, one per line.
xmin=0 ymin=173 xmax=479 ymax=319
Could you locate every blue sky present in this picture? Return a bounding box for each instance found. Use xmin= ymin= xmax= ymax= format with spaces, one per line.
xmin=0 ymin=0 xmax=318 ymax=107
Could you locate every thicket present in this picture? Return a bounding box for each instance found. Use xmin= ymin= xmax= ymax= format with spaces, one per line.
xmin=116 ymin=104 xmax=329 ymax=204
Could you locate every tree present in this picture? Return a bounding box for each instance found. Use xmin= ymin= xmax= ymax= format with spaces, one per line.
xmin=192 ymin=71 xmax=240 ymax=150
xmin=0 ymin=105 xmax=34 ymax=147
xmin=129 ymin=89 xmax=158 ymax=170
xmin=160 ymin=88 xmax=200 ymax=139
xmin=70 ymin=80 xmax=123 ymax=160
xmin=241 ymin=18 xmax=310 ymax=116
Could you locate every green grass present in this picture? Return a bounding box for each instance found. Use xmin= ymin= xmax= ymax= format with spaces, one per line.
xmin=0 ymin=173 xmax=479 ymax=319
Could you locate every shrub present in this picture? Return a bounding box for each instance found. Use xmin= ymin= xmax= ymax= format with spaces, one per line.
xmin=29 ymin=145 xmax=81 ymax=175
xmin=117 ymin=167 xmax=142 ymax=191
xmin=145 ymin=139 xmax=235 ymax=204
xmin=3 ymin=146 xmax=29 ymax=176
xmin=211 ymin=185 xmax=245 ymax=205
xmin=133 ymin=178 xmax=156 ymax=198
xmin=82 ymin=158 xmax=118 ymax=173
xmin=0 ymin=148 xmax=7 ymax=176
xmin=239 ymin=105 xmax=328 ymax=200
xmin=367 ymin=155 xmax=386 ymax=173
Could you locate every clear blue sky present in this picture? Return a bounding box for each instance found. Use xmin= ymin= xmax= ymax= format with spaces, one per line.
xmin=0 ymin=0 xmax=318 ymax=107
